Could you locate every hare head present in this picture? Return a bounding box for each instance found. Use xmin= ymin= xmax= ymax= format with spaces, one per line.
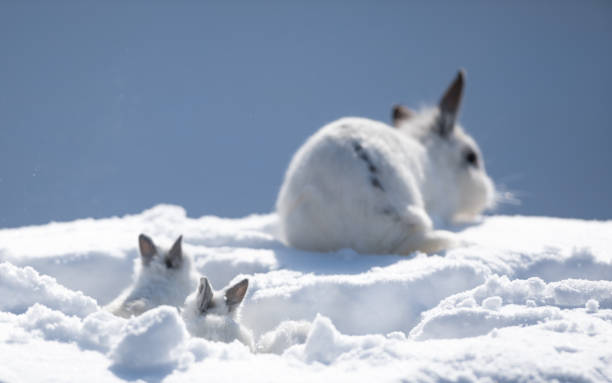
xmin=138 ymin=233 xmax=185 ymax=271
xmin=392 ymin=70 xmax=496 ymax=223
xmin=107 ymin=234 xmax=198 ymax=318
xmin=189 ymin=277 xmax=249 ymax=317
xmin=182 ymin=277 xmax=254 ymax=350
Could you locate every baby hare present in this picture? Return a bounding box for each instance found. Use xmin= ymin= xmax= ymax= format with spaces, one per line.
xmin=107 ymin=234 xmax=198 ymax=318
xmin=181 ymin=277 xmax=254 ymax=350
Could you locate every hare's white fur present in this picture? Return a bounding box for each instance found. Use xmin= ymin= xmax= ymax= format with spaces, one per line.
xmin=181 ymin=278 xmax=254 ymax=351
xmin=106 ymin=237 xmax=198 ymax=318
xmin=276 ymin=106 xmax=495 ymax=255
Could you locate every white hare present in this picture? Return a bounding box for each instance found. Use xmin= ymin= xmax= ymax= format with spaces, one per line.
xmin=181 ymin=277 xmax=254 ymax=350
xmin=276 ymin=70 xmax=495 ymax=255
xmin=106 ymin=234 xmax=198 ymax=318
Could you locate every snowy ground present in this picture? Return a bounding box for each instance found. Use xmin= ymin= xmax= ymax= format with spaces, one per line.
xmin=0 ymin=204 xmax=610 ymax=382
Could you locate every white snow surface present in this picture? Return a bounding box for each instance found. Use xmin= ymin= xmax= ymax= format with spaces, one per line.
xmin=0 ymin=204 xmax=610 ymax=382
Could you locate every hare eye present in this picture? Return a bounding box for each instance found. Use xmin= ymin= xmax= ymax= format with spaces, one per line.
xmin=465 ymin=150 xmax=478 ymax=167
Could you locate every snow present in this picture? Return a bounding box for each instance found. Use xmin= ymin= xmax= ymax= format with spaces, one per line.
xmin=0 ymin=262 xmax=98 ymax=317
xmin=110 ymin=306 xmax=187 ymax=372
xmin=0 ymin=204 xmax=611 ymax=382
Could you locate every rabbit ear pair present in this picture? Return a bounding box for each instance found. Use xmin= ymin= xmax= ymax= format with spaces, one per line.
xmin=197 ymin=277 xmax=249 ymax=314
xmin=391 ymin=69 xmax=465 ymax=136
xmin=138 ymin=234 xmax=183 ymax=268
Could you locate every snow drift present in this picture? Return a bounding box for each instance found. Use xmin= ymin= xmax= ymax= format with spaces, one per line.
xmin=0 ymin=204 xmax=610 ymax=382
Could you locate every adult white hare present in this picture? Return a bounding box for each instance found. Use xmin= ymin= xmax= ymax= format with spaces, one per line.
xmin=276 ymin=70 xmax=495 ymax=255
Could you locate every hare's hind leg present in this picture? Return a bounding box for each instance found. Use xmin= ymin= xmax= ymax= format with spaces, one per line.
xmin=395 ymin=229 xmax=458 ymax=255
xmin=391 ymin=206 xmax=458 ymax=255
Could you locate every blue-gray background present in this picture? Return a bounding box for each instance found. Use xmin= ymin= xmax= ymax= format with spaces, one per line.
xmin=1 ymin=1 xmax=611 ymax=228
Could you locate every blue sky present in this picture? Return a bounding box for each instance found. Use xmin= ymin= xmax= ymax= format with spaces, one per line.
xmin=1 ymin=1 xmax=611 ymax=228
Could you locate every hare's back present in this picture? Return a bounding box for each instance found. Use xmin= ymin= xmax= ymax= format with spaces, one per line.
xmin=277 ymin=117 xmax=427 ymax=253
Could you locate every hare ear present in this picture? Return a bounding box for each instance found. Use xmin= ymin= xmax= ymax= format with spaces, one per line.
xmin=391 ymin=105 xmax=414 ymax=127
xmin=138 ymin=234 xmax=157 ymax=265
xmin=165 ymin=235 xmax=183 ymax=269
xmin=197 ymin=277 xmax=214 ymax=314
xmin=437 ymin=69 xmax=465 ymax=136
xmin=225 ymin=279 xmax=248 ymax=312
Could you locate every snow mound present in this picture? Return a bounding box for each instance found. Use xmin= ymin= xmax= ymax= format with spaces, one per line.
xmin=0 ymin=204 xmax=611 ymax=382
xmin=257 ymin=320 xmax=311 ymax=354
xmin=0 ymin=262 xmax=98 ymax=317
xmin=410 ymin=275 xmax=612 ymax=340
xmin=110 ymin=306 xmax=187 ymax=372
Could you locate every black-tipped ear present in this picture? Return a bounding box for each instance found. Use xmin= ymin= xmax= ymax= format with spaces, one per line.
xmin=165 ymin=235 xmax=183 ymax=269
xmin=437 ymin=69 xmax=465 ymax=136
xmin=392 ymin=105 xmax=414 ymax=128
xmin=138 ymin=234 xmax=157 ymax=265
xmin=225 ymin=278 xmax=248 ymax=312
xmin=197 ymin=277 xmax=214 ymax=314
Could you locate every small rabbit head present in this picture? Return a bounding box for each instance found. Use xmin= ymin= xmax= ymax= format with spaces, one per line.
xmin=182 ymin=276 xmax=254 ymax=349
xmin=138 ymin=233 xmax=187 ymax=273
xmin=191 ymin=277 xmax=249 ymax=317
xmin=392 ymin=70 xmax=496 ymax=222
xmin=107 ymin=233 xmax=197 ymax=318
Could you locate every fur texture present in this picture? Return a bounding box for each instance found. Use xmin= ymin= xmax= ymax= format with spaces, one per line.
xmin=276 ymin=71 xmax=495 ymax=255
xmin=106 ymin=234 xmax=199 ymax=318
